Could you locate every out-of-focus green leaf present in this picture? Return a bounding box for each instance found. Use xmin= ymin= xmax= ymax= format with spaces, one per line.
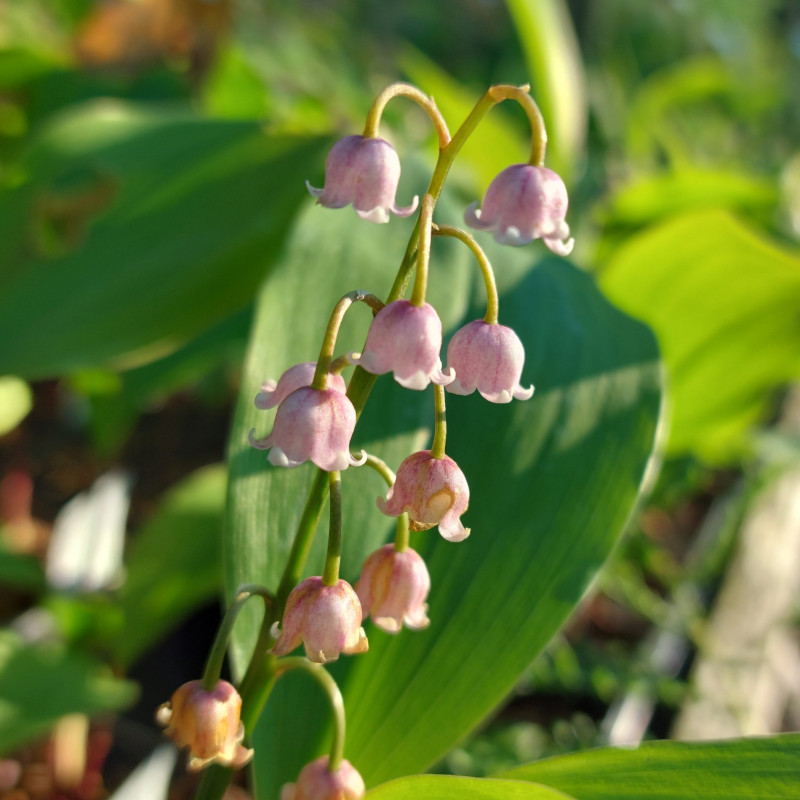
xmin=226 ymin=175 xmax=661 ymax=796
xmin=0 ymin=539 xmax=44 ymax=591
xmin=0 ymin=47 xmax=63 ymax=89
xmin=505 ymin=0 xmax=587 ymax=179
xmin=116 ymin=464 xmax=226 ymax=667
xmin=0 ymin=630 xmax=137 ymax=754
xmin=367 ymin=776 xmax=575 ymax=800
xmin=601 ymin=210 xmax=800 ymax=462
xmin=202 ymin=46 xmax=270 ymax=120
xmin=499 ymin=734 xmax=800 ymax=799
xmin=0 ymin=100 xmax=328 ymax=379
xmin=0 ymin=376 xmax=32 ymax=435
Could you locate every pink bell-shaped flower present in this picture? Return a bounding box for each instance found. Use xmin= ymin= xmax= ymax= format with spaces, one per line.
xmin=445 ymin=320 xmax=534 ymax=403
xmin=356 ymin=544 xmax=430 ymax=633
xmin=465 ymin=164 xmax=574 ymax=255
xmin=156 ymin=680 xmax=253 ymax=772
xmin=306 ymin=135 xmax=418 ymax=223
xmin=281 ymin=756 xmax=365 ymax=800
xmin=378 ymin=450 xmax=470 ymax=542
xmin=249 ymin=386 xmax=365 ymax=471
xmin=348 ymin=300 xmax=455 ymax=390
xmin=255 ymin=362 xmax=346 ymax=410
xmin=271 ymin=576 xmax=369 ymax=664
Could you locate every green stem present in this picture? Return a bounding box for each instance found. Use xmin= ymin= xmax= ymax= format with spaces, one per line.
xmin=312 ymin=291 xmax=384 ymax=390
xmin=432 ymin=225 xmax=499 ymax=324
xmin=275 ymin=658 xmax=346 ymax=770
xmin=393 ymin=513 xmax=410 ymax=553
xmin=322 ymin=472 xmax=342 ymax=586
xmin=410 ymin=194 xmax=434 ymax=307
xmin=363 ymin=82 xmax=451 ymax=148
xmin=201 ymin=585 xmax=274 ymax=692
xmin=430 ymin=384 xmax=447 ymax=459
xmin=487 ymin=84 xmax=548 ymax=166
xmin=363 ymin=453 xmax=396 ymax=488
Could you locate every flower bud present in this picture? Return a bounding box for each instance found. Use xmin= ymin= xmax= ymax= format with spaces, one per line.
xmin=250 ymin=386 xmax=365 ymax=471
xmin=356 ymin=544 xmax=430 ymax=633
xmin=465 ymin=164 xmax=573 ymax=255
xmin=255 ymin=363 xmax=346 ymax=410
xmin=306 ymin=135 xmax=418 ymax=223
xmin=377 ymin=450 xmax=470 ymax=542
xmin=281 ymin=756 xmax=365 ymax=800
xmin=156 ymin=680 xmax=253 ymax=772
xmin=348 ymin=300 xmax=454 ymax=390
xmin=445 ymin=320 xmax=534 ymax=403
xmin=271 ymin=577 xmax=369 ymax=664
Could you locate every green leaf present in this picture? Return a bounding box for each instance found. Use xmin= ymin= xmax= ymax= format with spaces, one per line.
xmin=505 ymin=0 xmax=587 ymax=179
xmin=367 ymin=775 xmax=575 ymax=800
xmin=498 ymin=735 xmax=800 ymax=800
xmin=226 ymin=182 xmax=661 ymax=795
xmin=600 ymin=210 xmax=800 ymax=462
xmin=116 ymin=464 xmax=226 ymax=667
xmin=0 ymin=630 xmax=137 ymax=755
xmin=0 ymin=376 xmax=32 ymax=435
xmin=0 ymin=100 xmax=328 ymax=379
xmin=0 ymin=538 xmax=45 ymax=591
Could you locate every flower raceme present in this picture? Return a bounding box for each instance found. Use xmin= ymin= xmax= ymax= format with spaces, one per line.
xmin=445 ymin=320 xmax=534 ymax=403
xmin=378 ymin=450 xmax=470 ymax=542
xmin=281 ymin=756 xmax=365 ymax=800
xmin=271 ymin=576 xmax=369 ymax=663
xmin=306 ymin=135 xmax=418 ymax=224
xmin=356 ymin=544 xmax=431 ymax=633
xmin=156 ymin=680 xmax=253 ymax=772
xmin=348 ymin=300 xmax=454 ymax=390
xmin=249 ymin=384 xmax=365 ymax=471
xmin=465 ymin=164 xmax=574 ymax=255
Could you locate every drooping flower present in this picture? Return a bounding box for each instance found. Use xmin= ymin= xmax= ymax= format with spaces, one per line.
xmin=249 ymin=386 xmax=365 ymax=471
xmin=271 ymin=576 xmax=369 ymax=664
xmin=377 ymin=450 xmax=470 ymax=542
xmin=356 ymin=544 xmax=430 ymax=633
xmin=445 ymin=320 xmax=534 ymax=403
xmin=465 ymin=164 xmax=574 ymax=255
xmin=156 ymin=680 xmax=253 ymax=772
xmin=306 ymin=135 xmax=418 ymax=223
xmin=281 ymin=756 xmax=365 ymax=800
xmin=348 ymin=300 xmax=454 ymax=390
xmin=255 ymin=362 xmax=346 ymax=410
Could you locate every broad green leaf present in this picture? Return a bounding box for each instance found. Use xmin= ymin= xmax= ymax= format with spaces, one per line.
xmin=0 ymin=538 xmax=45 ymax=591
xmin=0 ymin=376 xmax=32 ymax=435
xmin=116 ymin=464 xmax=226 ymax=667
xmin=601 ymin=210 xmax=800 ymax=462
xmin=0 ymin=100 xmax=328 ymax=378
xmin=0 ymin=630 xmax=137 ymax=754
xmin=226 ymin=184 xmax=661 ymax=795
xmin=505 ymin=0 xmax=587 ymax=179
xmin=367 ymin=775 xmax=575 ymax=800
xmin=499 ymin=734 xmax=800 ymax=800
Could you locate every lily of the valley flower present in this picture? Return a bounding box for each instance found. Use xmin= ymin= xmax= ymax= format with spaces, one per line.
xmin=356 ymin=544 xmax=431 ymax=633
xmin=378 ymin=450 xmax=470 ymax=542
xmin=306 ymin=135 xmax=418 ymax=223
xmin=281 ymin=756 xmax=365 ymax=800
xmin=445 ymin=320 xmax=534 ymax=403
xmin=465 ymin=164 xmax=574 ymax=255
xmin=348 ymin=300 xmax=454 ymax=390
xmin=255 ymin=362 xmax=346 ymax=410
xmin=249 ymin=386 xmax=365 ymax=471
xmin=271 ymin=576 xmax=369 ymax=664
xmin=156 ymin=680 xmax=253 ymax=772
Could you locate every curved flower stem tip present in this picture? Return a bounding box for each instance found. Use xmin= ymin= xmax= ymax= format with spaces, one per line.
xmin=312 ymin=291 xmax=385 ymax=391
xmin=274 ymin=657 xmax=347 ymax=770
xmin=363 ymin=82 xmax=451 ymax=149
xmin=363 ymin=453 xmax=397 ymax=488
xmin=432 ymin=224 xmax=499 ymax=325
xmin=487 ymin=83 xmax=547 ymax=167
xmin=200 ymin=584 xmax=275 ymax=692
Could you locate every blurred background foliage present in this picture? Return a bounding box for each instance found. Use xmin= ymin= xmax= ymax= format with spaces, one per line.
xmin=1 ymin=0 xmax=800 ymax=796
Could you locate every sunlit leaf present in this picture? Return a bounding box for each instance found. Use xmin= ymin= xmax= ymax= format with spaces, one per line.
xmin=0 ymin=376 xmax=32 ymax=435
xmin=367 ymin=775 xmax=575 ymax=800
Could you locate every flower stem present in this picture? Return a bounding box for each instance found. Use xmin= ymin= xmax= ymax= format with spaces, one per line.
xmin=393 ymin=513 xmax=410 ymax=553
xmin=432 ymin=225 xmax=499 ymax=324
xmin=201 ymin=584 xmax=275 ymax=692
xmin=312 ymin=291 xmax=384 ymax=391
xmin=275 ymin=658 xmax=346 ymax=770
xmin=363 ymin=82 xmax=451 ymax=149
xmin=363 ymin=453 xmax=396 ymax=487
xmin=410 ymin=194 xmax=434 ymax=308
xmin=322 ymin=472 xmax=342 ymax=586
xmin=487 ymin=84 xmax=547 ymax=166
xmin=430 ymin=384 xmax=447 ymax=459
